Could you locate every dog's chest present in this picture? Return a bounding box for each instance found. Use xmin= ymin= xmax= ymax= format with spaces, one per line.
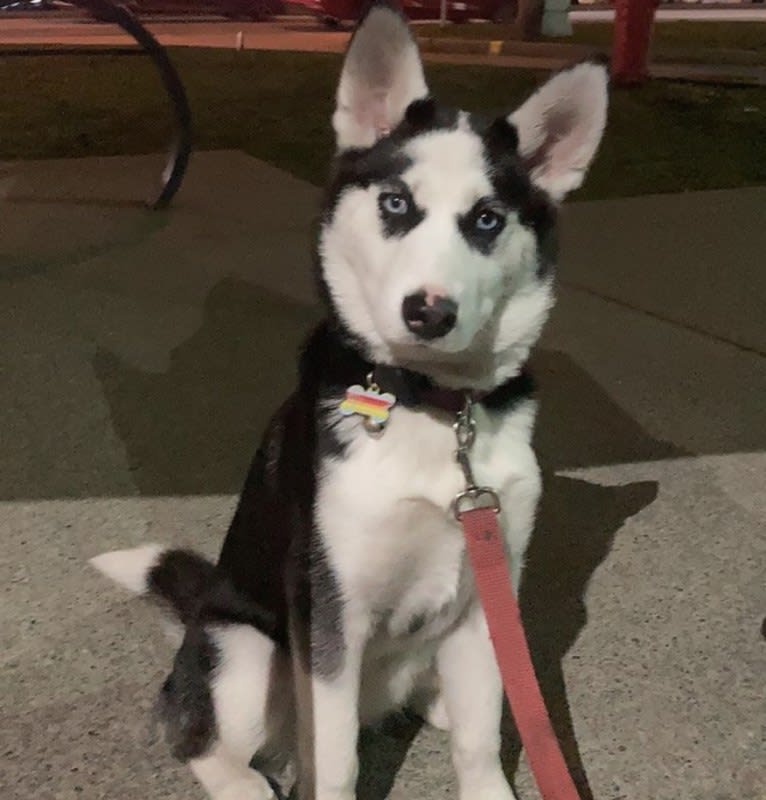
xmin=316 ymin=400 xmax=534 ymax=637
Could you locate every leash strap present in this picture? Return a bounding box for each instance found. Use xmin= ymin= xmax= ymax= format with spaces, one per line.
xmin=460 ymin=506 xmax=581 ymax=800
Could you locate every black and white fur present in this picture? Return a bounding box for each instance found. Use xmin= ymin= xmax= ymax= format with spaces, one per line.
xmin=91 ymin=5 xmax=608 ymax=799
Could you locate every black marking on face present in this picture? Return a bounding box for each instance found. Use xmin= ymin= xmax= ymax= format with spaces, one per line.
xmin=323 ymin=138 xmax=412 ymax=225
xmin=378 ymin=181 xmax=425 ymax=238
xmin=317 ymin=99 xmax=466 ymax=336
xmin=477 ymin=114 xmax=519 ymax=152
xmin=157 ymin=625 xmax=219 ymax=762
xmin=527 ymin=207 xmax=558 ymax=275
xmin=478 ymin=115 xmax=559 ymax=275
xmin=399 ymin=96 xmax=459 ymax=138
xmin=322 ymin=98 xmax=460 ymax=226
xmin=457 ymin=198 xmax=508 ymax=255
xmin=404 ymin=96 xmax=439 ymax=129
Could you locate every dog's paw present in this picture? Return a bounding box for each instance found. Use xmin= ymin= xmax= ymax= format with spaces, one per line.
xmin=460 ymin=787 xmax=517 ymax=800
xmin=214 ymin=775 xmax=276 ymax=800
xmin=424 ymin=694 xmax=451 ymax=731
xmin=458 ymin=776 xmax=517 ymax=800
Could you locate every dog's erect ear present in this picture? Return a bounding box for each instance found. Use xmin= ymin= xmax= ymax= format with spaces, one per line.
xmin=509 ymin=62 xmax=608 ymax=202
xmin=333 ymin=2 xmax=428 ymax=151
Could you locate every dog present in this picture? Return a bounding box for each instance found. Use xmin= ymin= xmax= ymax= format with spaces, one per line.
xmin=91 ymin=4 xmax=608 ymax=799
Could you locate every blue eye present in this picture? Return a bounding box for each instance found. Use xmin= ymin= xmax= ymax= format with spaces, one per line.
xmin=381 ymin=193 xmax=408 ymax=215
xmin=476 ymin=209 xmax=501 ymax=232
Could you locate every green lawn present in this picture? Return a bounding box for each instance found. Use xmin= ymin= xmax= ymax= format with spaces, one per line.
xmin=1 ymin=48 xmax=765 ymax=199
xmin=416 ymin=20 xmax=766 ymax=52
xmin=416 ymin=21 xmax=766 ymax=65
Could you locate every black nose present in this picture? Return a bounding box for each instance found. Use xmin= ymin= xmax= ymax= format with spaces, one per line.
xmin=402 ymin=292 xmax=458 ymax=340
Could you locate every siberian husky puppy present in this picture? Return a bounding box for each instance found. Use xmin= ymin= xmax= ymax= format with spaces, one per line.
xmin=92 ymin=4 xmax=608 ymax=799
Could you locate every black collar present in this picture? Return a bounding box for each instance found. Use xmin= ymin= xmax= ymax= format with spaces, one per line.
xmin=373 ymin=364 xmax=535 ymax=415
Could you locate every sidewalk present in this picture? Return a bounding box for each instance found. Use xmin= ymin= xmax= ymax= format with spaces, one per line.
xmin=1 ymin=152 xmax=764 ymax=800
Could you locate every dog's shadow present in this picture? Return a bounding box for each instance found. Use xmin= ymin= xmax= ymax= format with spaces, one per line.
xmin=501 ymin=474 xmax=658 ymax=799
xmin=94 ymin=278 xmax=674 ymax=799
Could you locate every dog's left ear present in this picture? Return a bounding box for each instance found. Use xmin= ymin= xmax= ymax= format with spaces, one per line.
xmin=509 ymin=62 xmax=609 ymax=202
xmin=333 ymin=2 xmax=429 ymax=151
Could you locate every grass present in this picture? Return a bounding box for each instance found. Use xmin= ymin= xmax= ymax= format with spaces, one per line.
xmin=1 ymin=47 xmax=765 ymax=199
xmin=416 ymin=21 xmax=766 ymax=64
xmin=416 ymin=20 xmax=766 ymax=51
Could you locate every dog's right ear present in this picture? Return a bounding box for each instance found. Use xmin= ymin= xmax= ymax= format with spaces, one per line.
xmin=333 ymin=1 xmax=429 ymax=152
xmin=508 ymin=62 xmax=609 ymax=202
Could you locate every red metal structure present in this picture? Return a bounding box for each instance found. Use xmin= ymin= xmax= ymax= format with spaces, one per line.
xmin=292 ymin=0 xmax=506 ymax=25
xmin=1 ymin=0 xmax=193 ymax=208
xmin=611 ymin=0 xmax=658 ymax=86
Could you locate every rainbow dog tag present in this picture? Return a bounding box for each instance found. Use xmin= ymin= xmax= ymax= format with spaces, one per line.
xmin=339 ymin=384 xmax=397 ymax=434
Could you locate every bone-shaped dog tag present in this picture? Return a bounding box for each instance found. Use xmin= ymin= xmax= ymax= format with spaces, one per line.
xmin=339 ymin=384 xmax=397 ymax=434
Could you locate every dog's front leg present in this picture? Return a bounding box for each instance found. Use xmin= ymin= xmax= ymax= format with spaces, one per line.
xmin=437 ymin=605 xmax=517 ymax=800
xmin=293 ymin=622 xmax=364 ymax=800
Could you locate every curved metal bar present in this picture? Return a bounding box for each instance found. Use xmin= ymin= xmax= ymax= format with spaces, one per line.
xmin=68 ymin=0 xmax=193 ymax=209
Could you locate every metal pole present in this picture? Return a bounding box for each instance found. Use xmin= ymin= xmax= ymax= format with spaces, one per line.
xmin=440 ymin=0 xmax=447 ymax=26
xmin=69 ymin=0 xmax=193 ymax=209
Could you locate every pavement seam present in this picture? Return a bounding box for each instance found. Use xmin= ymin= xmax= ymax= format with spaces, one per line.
xmin=559 ymin=279 xmax=766 ymax=359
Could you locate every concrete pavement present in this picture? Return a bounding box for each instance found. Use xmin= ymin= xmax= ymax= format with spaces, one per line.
xmin=1 ymin=151 xmax=764 ymax=800
xmin=569 ymin=5 xmax=766 ymax=22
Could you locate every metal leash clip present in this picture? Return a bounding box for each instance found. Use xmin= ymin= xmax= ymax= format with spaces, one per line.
xmin=452 ymin=396 xmax=502 ymax=520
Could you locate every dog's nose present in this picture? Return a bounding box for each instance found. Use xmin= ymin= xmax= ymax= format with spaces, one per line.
xmin=402 ymin=291 xmax=458 ymax=340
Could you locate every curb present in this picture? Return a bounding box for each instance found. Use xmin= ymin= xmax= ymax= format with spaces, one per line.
xmin=651 ymin=63 xmax=766 ymax=87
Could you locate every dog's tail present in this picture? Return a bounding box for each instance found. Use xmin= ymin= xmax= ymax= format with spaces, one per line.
xmin=90 ymin=545 xmax=215 ymax=624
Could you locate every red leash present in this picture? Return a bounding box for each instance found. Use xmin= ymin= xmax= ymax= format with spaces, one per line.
xmin=460 ymin=505 xmax=581 ymax=800
xmin=355 ymin=382 xmax=583 ymax=798
xmin=450 ymin=395 xmax=581 ymax=800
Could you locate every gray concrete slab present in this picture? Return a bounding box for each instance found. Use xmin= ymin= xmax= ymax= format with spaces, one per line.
xmin=559 ymin=187 xmax=766 ymax=354
xmin=1 ymin=152 xmax=764 ymax=800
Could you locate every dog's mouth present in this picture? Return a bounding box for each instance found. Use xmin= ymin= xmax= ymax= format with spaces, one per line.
xmin=380 ymin=305 xmax=511 ymax=389
xmin=387 ymin=311 xmax=491 ymax=361
xmin=386 ymin=341 xmax=489 ymax=387
xmin=388 ymin=335 xmax=465 ymax=362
